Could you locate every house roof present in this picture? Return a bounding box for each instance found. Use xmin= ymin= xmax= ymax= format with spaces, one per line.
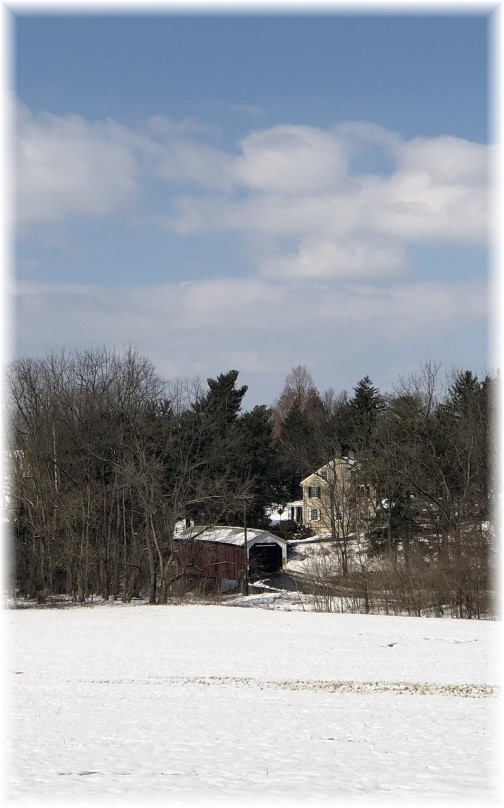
xmin=176 ymin=525 xmax=287 ymax=549
xmin=300 ymin=457 xmax=356 ymax=486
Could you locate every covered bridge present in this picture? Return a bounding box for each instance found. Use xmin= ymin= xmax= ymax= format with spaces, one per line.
xmin=174 ymin=525 xmax=288 ymax=584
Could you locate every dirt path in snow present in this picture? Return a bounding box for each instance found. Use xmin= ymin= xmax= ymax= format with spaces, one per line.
xmin=75 ymin=675 xmax=497 ymax=698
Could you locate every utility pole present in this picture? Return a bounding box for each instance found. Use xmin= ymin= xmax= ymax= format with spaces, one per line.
xmin=243 ymin=502 xmax=249 ymax=596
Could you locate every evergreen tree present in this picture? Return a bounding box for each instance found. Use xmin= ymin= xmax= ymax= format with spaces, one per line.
xmin=195 ymin=370 xmax=247 ymax=428
xmin=184 ymin=370 xmax=249 ymax=525
xmin=447 ymin=370 xmax=482 ymax=416
xmin=277 ymin=399 xmax=318 ymax=501
xmin=236 ymin=405 xmax=282 ymax=527
xmin=349 ymin=376 xmax=384 ymax=452
xmin=436 ymin=369 xmax=490 ymax=519
xmin=321 ymin=389 xmax=354 ymax=457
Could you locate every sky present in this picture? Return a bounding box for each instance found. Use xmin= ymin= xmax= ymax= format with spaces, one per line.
xmin=9 ymin=5 xmax=494 ymax=409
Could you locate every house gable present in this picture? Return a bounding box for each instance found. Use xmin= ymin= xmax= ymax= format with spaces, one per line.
xmin=300 ymin=457 xmax=373 ymax=536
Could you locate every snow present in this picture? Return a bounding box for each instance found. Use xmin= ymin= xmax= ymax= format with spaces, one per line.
xmin=5 ymin=603 xmax=501 ymax=806
xmin=179 ymin=525 xmax=285 ymax=549
xmin=266 ymin=500 xmax=302 ymax=525
xmin=283 ymin=536 xmax=361 ymax=577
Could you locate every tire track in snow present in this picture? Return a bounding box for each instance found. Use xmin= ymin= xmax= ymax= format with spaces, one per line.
xmin=72 ymin=675 xmax=497 ymax=698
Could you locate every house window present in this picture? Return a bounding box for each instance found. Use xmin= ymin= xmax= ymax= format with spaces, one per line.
xmin=310 ymin=508 xmax=320 ymax=521
xmin=308 ymin=486 xmax=321 ymax=498
xmin=319 ymin=469 xmax=328 ymax=480
xmin=334 ymin=508 xmax=343 ymax=521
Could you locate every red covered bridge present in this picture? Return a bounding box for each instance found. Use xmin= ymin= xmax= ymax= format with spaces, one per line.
xmin=174 ymin=525 xmax=288 ymax=584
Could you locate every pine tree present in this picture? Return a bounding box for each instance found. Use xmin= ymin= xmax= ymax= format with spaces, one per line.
xmin=236 ymin=405 xmax=282 ymax=527
xmin=180 ymin=370 xmax=249 ymax=525
xmin=438 ymin=369 xmax=490 ymax=519
xmin=277 ymin=399 xmax=318 ymax=501
xmin=196 ymin=370 xmax=248 ymax=428
xmin=349 ymin=376 xmax=384 ymax=452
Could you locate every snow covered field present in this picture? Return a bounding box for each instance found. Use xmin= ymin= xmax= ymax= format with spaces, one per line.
xmin=5 ymin=603 xmax=501 ymax=805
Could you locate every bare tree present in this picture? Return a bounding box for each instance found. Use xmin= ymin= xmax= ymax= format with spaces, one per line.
xmin=273 ymin=364 xmax=325 ymax=438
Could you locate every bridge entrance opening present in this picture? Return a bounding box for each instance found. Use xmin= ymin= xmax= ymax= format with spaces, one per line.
xmin=249 ymin=543 xmax=283 ymax=575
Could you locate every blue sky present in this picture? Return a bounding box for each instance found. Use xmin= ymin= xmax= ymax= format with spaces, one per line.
xmin=13 ymin=10 xmax=492 ymax=407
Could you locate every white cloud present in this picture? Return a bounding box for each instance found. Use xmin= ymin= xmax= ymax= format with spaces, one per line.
xmin=395 ymin=135 xmax=488 ymax=186
xmin=157 ymin=121 xmax=488 ymax=282
xmin=15 ymin=100 xmax=489 ymax=350
xmin=16 ymin=104 xmax=140 ymax=230
xmin=331 ymin=120 xmax=402 ymax=160
xmin=230 ymin=125 xmax=349 ymax=194
xmin=15 ymin=106 xmax=229 ymax=231
xmin=318 ymin=279 xmax=487 ymax=340
xmin=17 ymin=106 xmax=489 ymax=278
xmin=167 ymin=192 xmax=359 ymax=239
xmin=147 ymin=141 xmax=234 ymax=191
xmin=13 ymin=105 xmax=489 ymax=404
xmin=168 ymin=155 xmax=488 ymax=246
xmin=259 ymin=239 xmax=412 ymax=281
xmin=356 ymin=170 xmax=487 ymax=246
xmin=12 ymin=275 xmax=487 ymax=403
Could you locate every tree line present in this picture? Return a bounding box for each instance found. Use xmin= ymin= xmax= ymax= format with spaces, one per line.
xmin=275 ymin=363 xmax=495 ymax=619
xmin=4 ymin=349 xmax=497 ymax=616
